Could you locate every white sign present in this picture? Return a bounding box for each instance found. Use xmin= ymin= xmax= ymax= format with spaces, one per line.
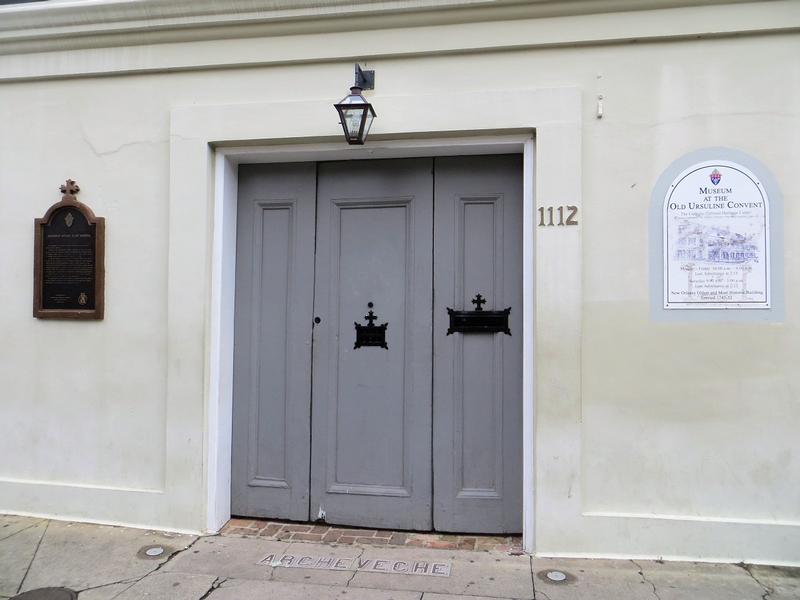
xmin=663 ymin=160 xmax=770 ymax=309
xmin=258 ymin=553 xmax=452 ymax=577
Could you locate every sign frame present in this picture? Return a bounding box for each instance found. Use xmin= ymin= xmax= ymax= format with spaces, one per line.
xmin=662 ymin=160 xmax=770 ymax=310
xmin=649 ymin=147 xmax=784 ymax=323
xmin=33 ymin=180 xmax=105 ymax=320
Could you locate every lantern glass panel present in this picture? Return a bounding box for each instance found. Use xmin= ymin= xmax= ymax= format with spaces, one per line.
xmin=362 ymin=110 xmax=374 ymax=139
xmin=342 ymin=107 xmax=365 ymax=139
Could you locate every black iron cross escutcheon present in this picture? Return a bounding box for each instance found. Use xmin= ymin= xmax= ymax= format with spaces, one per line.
xmin=471 ymin=294 xmax=487 ymax=311
xmin=447 ymin=293 xmax=511 ymax=336
xmin=354 ymin=301 xmax=388 ymax=349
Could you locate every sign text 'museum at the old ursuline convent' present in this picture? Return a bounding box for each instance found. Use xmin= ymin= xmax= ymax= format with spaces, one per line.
xmin=663 ymin=160 xmax=770 ymax=309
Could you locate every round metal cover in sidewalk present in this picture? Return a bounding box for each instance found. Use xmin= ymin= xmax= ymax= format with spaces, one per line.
xmin=12 ymin=588 xmax=77 ymax=600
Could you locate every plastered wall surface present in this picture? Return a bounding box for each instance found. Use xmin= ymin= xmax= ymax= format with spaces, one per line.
xmin=579 ymin=39 xmax=799 ymax=522
xmin=0 ymin=1 xmax=798 ymax=562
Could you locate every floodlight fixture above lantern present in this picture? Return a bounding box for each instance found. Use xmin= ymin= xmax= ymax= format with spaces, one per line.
xmin=334 ymin=66 xmax=376 ymax=145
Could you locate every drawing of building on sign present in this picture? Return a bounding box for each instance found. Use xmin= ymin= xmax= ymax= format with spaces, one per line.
xmin=673 ymin=221 xmax=760 ymax=264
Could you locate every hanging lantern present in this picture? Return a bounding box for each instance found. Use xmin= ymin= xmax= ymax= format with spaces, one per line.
xmin=334 ymin=86 xmax=376 ymax=145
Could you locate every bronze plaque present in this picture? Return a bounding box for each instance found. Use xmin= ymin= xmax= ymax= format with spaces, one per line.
xmin=34 ymin=180 xmax=105 ymax=319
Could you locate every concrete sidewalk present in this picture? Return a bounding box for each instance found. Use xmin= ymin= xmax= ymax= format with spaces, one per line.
xmin=1 ymin=516 xmax=797 ymax=600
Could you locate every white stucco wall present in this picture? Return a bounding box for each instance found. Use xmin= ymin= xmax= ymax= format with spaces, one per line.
xmin=0 ymin=0 xmax=798 ymax=564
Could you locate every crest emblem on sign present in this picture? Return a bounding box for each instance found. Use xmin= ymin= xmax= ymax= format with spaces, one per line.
xmin=65 ymin=212 xmax=74 ymax=227
xmin=78 ymin=292 xmax=88 ymax=306
xmin=710 ymin=169 xmax=722 ymax=185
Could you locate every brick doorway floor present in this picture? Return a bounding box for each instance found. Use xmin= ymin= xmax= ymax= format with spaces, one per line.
xmin=222 ymin=518 xmax=522 ymax=553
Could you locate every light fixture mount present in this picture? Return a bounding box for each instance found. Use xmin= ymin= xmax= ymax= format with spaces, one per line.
xmin=354 ymin=64 xmax=374 ymax=90
xmin=334 ymin=64 xmax=377 ymax=145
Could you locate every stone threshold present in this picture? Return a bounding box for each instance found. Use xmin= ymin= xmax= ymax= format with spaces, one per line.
xmin=221 ymin=517 xmax=522 ymax=553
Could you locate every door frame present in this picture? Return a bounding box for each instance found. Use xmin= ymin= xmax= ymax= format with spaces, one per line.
xmin=210 ymin=136 xmax=535 ymax=544
xmin=169 ymin=86 xmax=582 ymax=555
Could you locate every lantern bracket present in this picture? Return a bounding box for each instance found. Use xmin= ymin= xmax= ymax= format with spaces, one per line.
xmin=355 ymin=64 xmax=375 ymax=90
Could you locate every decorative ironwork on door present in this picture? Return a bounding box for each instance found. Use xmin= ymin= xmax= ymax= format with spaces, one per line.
xmin=354 ymin=302 xmax=389 ymax=349
xmin=447 ymin=293 xmax=511 ymax=335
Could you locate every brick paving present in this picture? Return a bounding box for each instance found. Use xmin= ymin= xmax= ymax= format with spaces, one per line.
xmin=221 ymin=517 xmax=522 ymax=553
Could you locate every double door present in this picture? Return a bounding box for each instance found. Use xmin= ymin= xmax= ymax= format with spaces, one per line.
xmin=232 ymin=156 xmax=522 ymax=533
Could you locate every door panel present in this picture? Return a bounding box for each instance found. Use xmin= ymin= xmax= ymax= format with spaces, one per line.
xmin=311 ymin=159 xmax=434 ymax=530
xmin=231 ymin=163 xmax=316 ymax=521
xmin=233 ymin=156 xmax=523 ymax=534
xmin=433 ymin=155 xmax=523 ymax=533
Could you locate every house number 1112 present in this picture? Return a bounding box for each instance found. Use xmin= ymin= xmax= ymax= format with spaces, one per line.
xmin=538 ymin=205 xmax=579 ymax=227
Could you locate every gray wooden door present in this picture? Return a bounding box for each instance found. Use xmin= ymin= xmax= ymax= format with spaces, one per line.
xmin=310 ymin=159 xmax=434 ymax=530
xmin=231 ymin=163 xmax=316 ymax=521
xmin=432 ymin=155 xmax=523 ymax=533
xmin=232 ymin=156 xmax=522 ymax=532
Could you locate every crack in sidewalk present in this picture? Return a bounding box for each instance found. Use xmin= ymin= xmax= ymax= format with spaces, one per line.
xmin=76 ymin=535 xmax=203 ymax=600
xmin=198 ymin=576 xmax=227 ymax=600
xmin=739 ymin=563 xmax=773 ymax=600
xmin=0 ymin=520 xmax=47 ymax=544
xmin=75 ymin=578 xmax=141 ymax=594
xmin=631 ymin=559 xmax=662 ymax=600
xmin=345 ymin=546 xmax=366 ymax=587
xmin=106 ymin=579 xmax=141 ymax=600
xmin=150 ymin=536 xmax=202 ymax=576
xmin=15 ymin=520 xmax=49 ymax=595
xmin=528 ymin=555 xmax=537 ymax=600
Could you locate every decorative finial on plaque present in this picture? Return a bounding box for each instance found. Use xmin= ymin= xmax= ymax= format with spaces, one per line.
xmin=60 ymin=179 xmax=80 ymax=200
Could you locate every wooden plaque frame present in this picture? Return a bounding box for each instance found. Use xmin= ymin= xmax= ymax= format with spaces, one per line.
xmin=34 ymin=180 xmax=105 ymax=320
